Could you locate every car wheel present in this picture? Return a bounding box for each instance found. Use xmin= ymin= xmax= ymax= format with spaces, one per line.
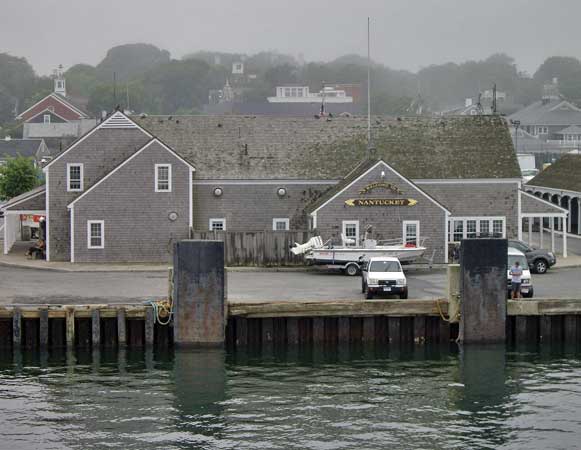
xmin=345 ymin=264 xmax=359 ymax=276
xmin=534 ymin=259 xmax=548 ymax=274
xmin=365 ymin=286 xmax=373 ymax=300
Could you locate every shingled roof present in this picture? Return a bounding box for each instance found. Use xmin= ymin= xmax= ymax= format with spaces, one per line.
xmin=0 ymin=139 xmax=44 ymax=159
xmin=527 ymin=154 xmax=581 ymax=193
xmin=134 ymin=115 xmax=520 ymax=180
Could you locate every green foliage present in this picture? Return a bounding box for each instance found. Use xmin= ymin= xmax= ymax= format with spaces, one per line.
xmin=534 ymin=56 xmax=581 ymax=103
xmin=96 ymin=43 xmax=171 ymax=82
xmin=0 ymin=53 xmax=37 ymax=123
xmin=65 ymin=64 xmax=99 ymax=98
xmin=0 ymin=156 xmax=41 ymax=201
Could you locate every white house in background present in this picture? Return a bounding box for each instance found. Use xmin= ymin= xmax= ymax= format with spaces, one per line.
xmin=267 ymin=86 xmax=353 ymax=103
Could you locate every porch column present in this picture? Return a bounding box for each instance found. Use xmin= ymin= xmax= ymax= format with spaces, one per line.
xmin=551 ymin=218 xmax=555 ymax=253
xmin=568 ymin=198 xmax=573 ymax=233
xmin=578 ymin=198 xmax=581 ymax=235
xmin=563 ymin=216 xmax=568 ymax=258
xmin=539 ymin=217 xmax=544 ymax=249
xmin=528 ymin=217 xmax=533 ymax=245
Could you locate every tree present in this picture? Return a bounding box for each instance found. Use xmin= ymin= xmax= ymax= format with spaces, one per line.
xmin=96 ymin=43 xmax=171 ymax=83
xmin=534 ymin=56 xmax=581 ymax=103
xmin=0 ymin=156 xmax=41 ymax=201
xmin=65 ymin=64 xmax=99 ymax=98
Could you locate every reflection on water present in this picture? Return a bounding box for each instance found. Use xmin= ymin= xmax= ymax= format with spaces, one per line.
xmin=0 ymin=345 xmax=580 ymax=449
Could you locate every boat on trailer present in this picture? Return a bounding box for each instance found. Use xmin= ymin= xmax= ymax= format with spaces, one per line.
xmin=290 ymin=235 xmax=427 ymax=275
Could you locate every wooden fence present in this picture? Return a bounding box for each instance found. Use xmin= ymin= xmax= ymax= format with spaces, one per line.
xmin=190 ymin=230 xmax=315 ymax=266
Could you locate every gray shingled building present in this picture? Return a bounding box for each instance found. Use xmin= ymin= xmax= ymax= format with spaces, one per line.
xmin=1 ymin=111 xmax=568 ymax=263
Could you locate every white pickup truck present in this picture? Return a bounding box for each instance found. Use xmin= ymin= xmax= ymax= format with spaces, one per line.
xmin=361 ymin=256 xmax=408 ymax=299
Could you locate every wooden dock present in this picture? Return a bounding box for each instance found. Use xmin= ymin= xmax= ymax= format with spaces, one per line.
xmin=2 ymin=298 xmax=581 ymax=350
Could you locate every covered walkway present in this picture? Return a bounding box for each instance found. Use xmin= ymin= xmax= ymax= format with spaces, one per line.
xmin=520 ymin=190 xmax=569 ymax=256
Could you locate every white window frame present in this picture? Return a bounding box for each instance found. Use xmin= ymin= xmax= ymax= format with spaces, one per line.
xmin=66 ymin=163 xmax=84 ymax=192
xmin=272 ymin=218 xmax=290 ymax=231
xmin=155 ymin=164 xmax=172 ymax=192
xmin=209 ymin=218 xmax=226 ymax=231
xmin=44 ymin=114 xmax=51 ymax=124
xmin=402 ymin=220 xmax=420 ymax=246
xmin=448 ymin=216 xmax=506 ymax=242
xmin=342 ymin=220 xmax=360 ymax=246
xmin=87 ymin=220 xmax=104 ymax=249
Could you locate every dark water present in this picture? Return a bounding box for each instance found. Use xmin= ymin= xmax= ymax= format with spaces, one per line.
xmin=1 ymin=345 xmax=581 ymax=450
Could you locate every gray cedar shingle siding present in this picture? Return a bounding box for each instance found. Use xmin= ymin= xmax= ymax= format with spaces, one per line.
xmin=47 ymin=128 xmax=150 ymax=261
xmin=71 ymin=141 xmax=191 ymax=263
xmin=192 ymin=183 xmax=335 ymax=231
xmin=314 ymin=162 xmax=448 ymax=263
xmin=135 ymin=115 xmax=520 ymax=180
xmin=418 ymin=183 xmax=520 ymax=239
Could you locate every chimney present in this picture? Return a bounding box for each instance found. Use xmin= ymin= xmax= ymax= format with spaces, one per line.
xmin=465 ymin=98 xmax=473 ymax=107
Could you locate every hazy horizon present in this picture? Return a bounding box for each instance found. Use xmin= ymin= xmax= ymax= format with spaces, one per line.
xmin=2 ymin=0 xmax=581 ymax=76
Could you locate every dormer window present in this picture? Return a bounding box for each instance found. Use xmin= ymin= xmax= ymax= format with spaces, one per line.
xmin=67 ymin=163 xmax=83 ymax=192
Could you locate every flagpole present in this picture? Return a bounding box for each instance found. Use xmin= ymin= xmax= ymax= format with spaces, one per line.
xmin=367 ymin=17 xmax=372 ymax=153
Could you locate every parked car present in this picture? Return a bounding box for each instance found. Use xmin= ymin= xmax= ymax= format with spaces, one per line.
xmin=361 ymin=256 xmax=408 ymax=299
xmin=507 ymin=248 xmax=534 ymax=298
xmin=508 ymin=239 xmax=556 ymax=274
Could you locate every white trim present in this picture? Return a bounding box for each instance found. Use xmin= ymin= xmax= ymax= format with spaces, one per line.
xmin=311 ymin=160 xmax=451 ymax=215
xmin=548 ymin=100 xmax=581 ymax=113
xmin=520 ymin=190 xmax=569 ymax=214
xmin=192 ymin=179 xmax=339 ymax=186
xmin=3 ymin=210 xmax=45 ymax=215
xmin=155 ymin=164 xmax=172 ymax=192
xmin=272 ymin=218 xmax=290 ymax=231
xmin=16 ymin=93 xmax=89 ymax=120
xmin=312 ymin=212 xmax=317 ymax=230
xmin=66 ymin=163 xmax=84 ymax=192
xmin=518 ymin=186 xmax=522 ymax=240
xmin=87 ymin=220 xmax=104 ymax=249
xmin=46 ymin=171 xmax=50 ymax=261
xmin=342 ymin=220 xmax=360 ymax=246
xmin=43 ymin=114 xmax=51 ymax=124
xmin=0 ymin=188 xmax=45 ymax=210
xmin=43 ymin=111 xmax=153 ymax=171
xmin=402 ymin=220 xmax=420 ymax=246
xmin=444 ymin=211 xmax=449 ymax=264
xmin=67 ymin=138 xmax=195 ymax=208
xmin=189 ymin=168 xmax=193 ymax=229
xmin=209 ymin=218 xmax=226 ymax=231
xmin=70 ymin=206 xmax=75 ymax=263
xmin=414 ymin=178 xmax=522 ymax=185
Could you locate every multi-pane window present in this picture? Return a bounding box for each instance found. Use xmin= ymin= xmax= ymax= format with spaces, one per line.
xmin=209 ymin=219 xmax=226 ymax=231
xmin=44 ymin=114 xmax=51 ymax=124
xmin=403 ymin=221 xmax=420 ymax=246
xmin=466 ymin=220 xmax=477 ymax=238
xmin=273 ymin=218 xmax=290 ymax=231
xmin=449 ymin=217 xmax=505 ymax=242
xmin=87 ymin=220 xmax=104 ymax=249
xmin=479 ymin=220 xmax=490 ymax=236
xmin=67 ymin=163 xmax=83 ymax=192
xmin=155 ymin=164 xmax=171 ymax=192
xmin=342 ymin=221 xmax=359 ymax=246
xmin=493 ymin=219 xmax=504 ymax=236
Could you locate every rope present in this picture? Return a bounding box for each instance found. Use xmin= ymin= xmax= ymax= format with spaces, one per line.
xmin=436 ymin=296 xmax=461 ymax=323
xmin=144 ymin=298 xmax=173 ymax=325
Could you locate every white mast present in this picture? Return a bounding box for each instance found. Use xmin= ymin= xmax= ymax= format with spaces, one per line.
xmin=367 ymin=17 xmax=372 ymax=153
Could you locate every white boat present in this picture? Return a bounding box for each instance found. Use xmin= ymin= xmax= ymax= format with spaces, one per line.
xmin=291 ymin=235 xmax=427 ymax=265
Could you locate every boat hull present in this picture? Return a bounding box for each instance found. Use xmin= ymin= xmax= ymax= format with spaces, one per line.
xmin=305 ymin=247 xmax=425 ymax=265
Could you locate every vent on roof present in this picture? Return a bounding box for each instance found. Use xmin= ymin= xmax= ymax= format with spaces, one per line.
xmin=100 ymin=112 xmax=138 ymax=129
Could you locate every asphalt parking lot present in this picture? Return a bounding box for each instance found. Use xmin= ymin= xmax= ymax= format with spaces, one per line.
xmin=0 ymin=265 xmax=579 ymax=305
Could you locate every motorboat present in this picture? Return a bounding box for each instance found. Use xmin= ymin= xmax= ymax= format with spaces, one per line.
xmin=291 ymin=235 xmax=427 ymax=266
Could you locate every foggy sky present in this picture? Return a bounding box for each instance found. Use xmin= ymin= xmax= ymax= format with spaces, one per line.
xmin=2 ymin=0 xmax=580 ymax=76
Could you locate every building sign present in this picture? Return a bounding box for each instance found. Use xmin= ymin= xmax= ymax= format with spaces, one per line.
xmin=359 ymin=182 xmax=403 ymax=195
xmin=345 ymin=198 xmax=418 ymax=207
